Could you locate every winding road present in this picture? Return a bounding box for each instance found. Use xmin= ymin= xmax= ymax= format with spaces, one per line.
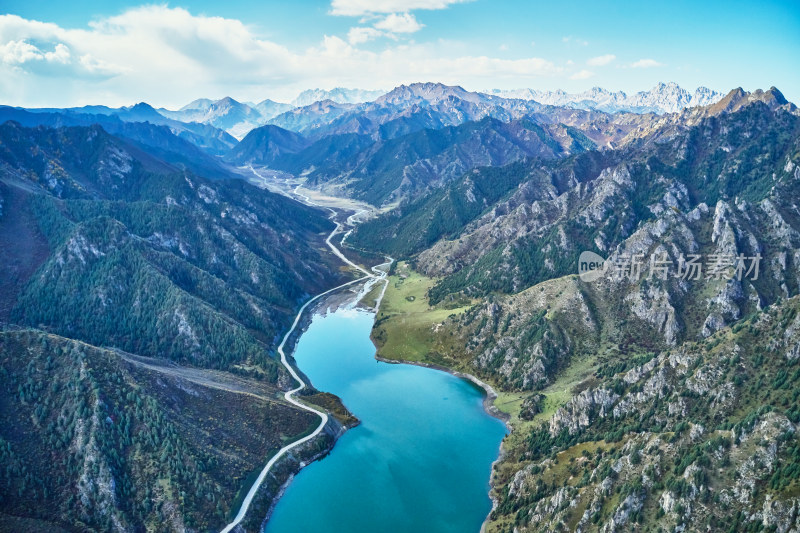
xmin=220 ymin=174 xmax=387 ymax=533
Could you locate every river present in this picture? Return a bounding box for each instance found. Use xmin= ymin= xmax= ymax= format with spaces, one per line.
xmin=263 ymin=303 xmax=508 ymax=533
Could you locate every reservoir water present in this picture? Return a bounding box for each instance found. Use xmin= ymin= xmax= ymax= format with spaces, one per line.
xmin=264 ymin=306 xmax=507 ymax=533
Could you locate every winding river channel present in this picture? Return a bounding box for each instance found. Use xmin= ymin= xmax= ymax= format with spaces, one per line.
xmin=225 ymin=174 xmax=507 ymax=533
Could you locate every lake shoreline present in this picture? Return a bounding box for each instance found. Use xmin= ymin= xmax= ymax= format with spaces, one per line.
xmin=257 ymin=417 xmax=349 ymax=532
xmin=373 ymin=355 xmax=511 ymax=427
xmin=267 ymin=284 xmax=507 ymax=532
xmin=371 ymin=354 xmax=511 ymax=533
xmin=254 ymin=193 xmax=507 ymax=532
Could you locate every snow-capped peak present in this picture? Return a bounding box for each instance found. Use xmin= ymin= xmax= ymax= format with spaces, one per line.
xmin=484 ymin=83 xmax=724 ymax=114
xmin=291 ymin=88 xmax=384 ymax=107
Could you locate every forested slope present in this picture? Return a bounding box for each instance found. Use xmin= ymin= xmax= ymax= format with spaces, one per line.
xmin=0 ymin=121 xmax=348 ymax=530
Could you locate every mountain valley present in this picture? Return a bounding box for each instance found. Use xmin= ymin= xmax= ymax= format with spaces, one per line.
xmin=2 ymin=80 xmax=799 ymax=532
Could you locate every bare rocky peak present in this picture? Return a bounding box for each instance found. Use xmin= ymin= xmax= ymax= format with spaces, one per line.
xmin=291 ymin=88 xmax=384 ymax=107
xmin=375 ymin=82 xmax=486 ymax=106
xmin=705 ymin=86 xmax=793 ymax=115
xmin=485 ymin=82 xmax=725 ymax=114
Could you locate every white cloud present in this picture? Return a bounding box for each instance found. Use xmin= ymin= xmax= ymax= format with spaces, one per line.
xmin=47 ymin=43 xmax=71 ymax=63
xmin=570 ymin=69 xmax=594 ymax=80
xmin=630 ymin=58 xmax=663 ymax=68
xmin=562 ymin=36 xmax=588 ymax=46
xmin=346 ymin=12 xmax=422 ymax=46
xmin=1 ymin=40 xmax=44 ymax=64
xmin=348 ymin=26 xmax=384 ymax=44
xmin=0 ymin=37 xmax=119 ymax=80
xmin=1 ymin=40 xmax=70 ymax=65
xmin=0 ymin=6 xmax=564 ymax=108
xmin=330 ymin=0 xmax=468 ymax=16
xmin=374 ymin=13 xmax=423 ymax=33
xmin=78 ymin=53 xmax=127 ymax=75
xmin=586 ymin=54 xmax=615 ymax=66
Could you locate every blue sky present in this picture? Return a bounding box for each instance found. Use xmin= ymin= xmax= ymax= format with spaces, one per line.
xmin=1 ymin=0 xmax=798 ymax=107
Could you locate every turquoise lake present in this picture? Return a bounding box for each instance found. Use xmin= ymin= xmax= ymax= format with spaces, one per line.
xmin=264 ymin=307 xmax=507 ymax=533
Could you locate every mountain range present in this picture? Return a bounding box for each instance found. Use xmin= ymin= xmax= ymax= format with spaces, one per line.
xmin=0 ymin=118 xmax=352 ymax=531
xmin=290 ymin=88 xmax=385 ymax=107
xmin=158 ymin=97 xmax=294 ymax=140
xmin=485 ymin=82 xmax=724 ymax=114
xmin=153 ymin=89 xmax=385 ymax=141
xmin=228 ymin=82 xmax=721 ymax=205
xmin=1 ymin=81 xmax=798 ymax=532
xmin=353 ymin=85 xmax=800 ymax=532
xmin=149 ymin=82 xmax=723 ymax=141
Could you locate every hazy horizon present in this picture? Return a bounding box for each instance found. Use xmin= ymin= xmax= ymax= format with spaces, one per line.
xmin=1 ymin=1 xmax=798 ymax=108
